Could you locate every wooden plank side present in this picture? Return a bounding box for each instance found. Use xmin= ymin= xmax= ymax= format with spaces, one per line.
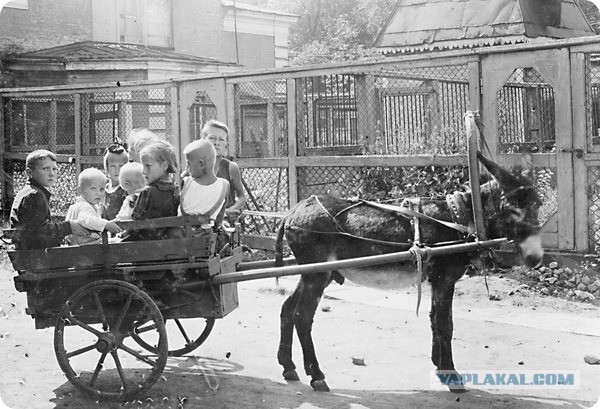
xmin=9 ymin=236 xmax=214 ymax=271
xmin=570 ymin=51 xmax=589 ymax=252
xmin=552 ymin=48 xmax=575 ymax=250
xmin=287 ymin=78 xmax=298 ymax=206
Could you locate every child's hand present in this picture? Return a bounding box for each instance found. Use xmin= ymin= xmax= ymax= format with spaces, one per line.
xmin=105 ymin=221 xmax=123 ymax=234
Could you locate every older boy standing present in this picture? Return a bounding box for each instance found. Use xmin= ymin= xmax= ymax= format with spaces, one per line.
xmin=201 ymin=120 xmax=246 ymax=221
xmin=10 ymin=150 xmax=86 ymax=249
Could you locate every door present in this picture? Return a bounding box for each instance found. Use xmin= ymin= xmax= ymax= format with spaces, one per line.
xmin=481 ymin=49 xmax=574 ymax=251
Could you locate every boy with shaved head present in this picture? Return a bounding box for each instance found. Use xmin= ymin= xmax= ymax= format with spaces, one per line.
xmin=179 ymin=139 xmax=230 ymax=228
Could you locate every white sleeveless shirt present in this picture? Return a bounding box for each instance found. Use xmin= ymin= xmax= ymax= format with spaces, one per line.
xmin=179 ymin=177 xmax=229 ymax=222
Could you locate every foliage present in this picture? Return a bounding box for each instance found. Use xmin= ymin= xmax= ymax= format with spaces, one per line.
xmin=259 ymin=0 xmax=396 ymax=65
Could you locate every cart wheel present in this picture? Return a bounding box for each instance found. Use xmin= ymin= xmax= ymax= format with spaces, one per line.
xmin=54 ymin=280 xmax=168 ymax=401
xmin=132 ymin=317 xmax=215 ymax=357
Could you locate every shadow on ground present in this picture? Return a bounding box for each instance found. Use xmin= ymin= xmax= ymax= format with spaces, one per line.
xmin=48 ymin=356 xmax=594 ymax=409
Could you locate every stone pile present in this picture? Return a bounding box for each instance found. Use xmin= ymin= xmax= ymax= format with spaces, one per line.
xmin=522 ymin=261 xmax=600 ymax=303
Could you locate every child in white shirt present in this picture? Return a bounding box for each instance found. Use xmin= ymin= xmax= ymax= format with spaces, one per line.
xmin=65 ymin=168 xmax=122 ymax=245
xmin=179 ymin=139 xmax=230 ymax=228
xmin=115 ymin=162 xmax=147 ymax=221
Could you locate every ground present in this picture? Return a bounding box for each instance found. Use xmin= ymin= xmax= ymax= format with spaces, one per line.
xmin=0 ymin=249 xmax=599 ymax=409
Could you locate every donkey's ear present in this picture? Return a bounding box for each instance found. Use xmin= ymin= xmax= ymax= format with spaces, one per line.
xmin=477 ymin=152 xmax=520 ymax=189
xmin=520 ymin=152 xmax=534 ymax=182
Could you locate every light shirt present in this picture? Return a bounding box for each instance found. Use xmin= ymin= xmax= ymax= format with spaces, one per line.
xmin=65 ymin=196 xmax=108 ymax=245
xmin=179 ymin=177 xmax=229 ymax=224
xmin=115 ymin=190 xmax=142 ymax=221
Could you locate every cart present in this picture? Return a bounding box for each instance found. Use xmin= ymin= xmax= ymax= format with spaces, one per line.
xmin=5 ymin=215 xmax=242 ymax=401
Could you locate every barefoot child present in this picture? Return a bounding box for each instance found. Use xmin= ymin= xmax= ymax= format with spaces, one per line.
xmin=126 ymin=141 xmax=179 ymax=240
xmin=180 ymin=139 xmax=230 ymax=229
xmin=65 ymin=168 xmax=122 ymax=245
xmin=114 ymin=162 xmax=147 ymax=221
xmin=10 ymin=150 xmax=86 ymax=249
xmin=100 ymin=143 xmax=128 ymax=220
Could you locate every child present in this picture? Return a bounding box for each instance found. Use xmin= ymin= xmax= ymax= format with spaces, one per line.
xmin=10 ymin=150 xmax=86 ymax=249
xmin=115 ymin=162 xmax=147 ymax=221
xmin=179 ymin=139 xmax=230 ymax=229
xmin=100 ymin=142 xmax=129 ymax=220
xmin=127 ymin=128 xmax=161 ymax=163
xmin=201 ymin=120 xmax=246 ymax=222
xmin=65 ymin=168 xmax=122 ymax=245
xmin=126 ymin=140 xmax=180 ymax=241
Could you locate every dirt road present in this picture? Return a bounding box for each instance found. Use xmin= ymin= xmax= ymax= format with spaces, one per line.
xmin=0 ymin=263 xmax=599 ymax=409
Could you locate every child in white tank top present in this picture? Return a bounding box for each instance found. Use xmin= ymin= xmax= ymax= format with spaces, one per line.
xmin=180 ymin=139 xmax=230 ymax=228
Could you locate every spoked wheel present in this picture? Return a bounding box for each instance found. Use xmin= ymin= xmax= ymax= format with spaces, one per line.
xmin=54 ymin=280 xmax=168 ymax=401
xmin=132 ymin=317 xmax=215 ymax=357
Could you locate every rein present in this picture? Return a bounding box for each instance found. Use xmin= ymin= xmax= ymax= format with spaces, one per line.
xmin=305 ymin=195 xmax=479 ymax=316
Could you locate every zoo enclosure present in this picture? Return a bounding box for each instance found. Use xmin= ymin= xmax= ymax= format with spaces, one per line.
xmin=3 ymin=36 xmax=600 ymax=253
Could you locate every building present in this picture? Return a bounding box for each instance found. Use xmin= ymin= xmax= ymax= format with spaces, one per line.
xmin=0 ymin=0 xmax=298 ymax=87
xmin=374 ymin=0 xmax=596 ymax=53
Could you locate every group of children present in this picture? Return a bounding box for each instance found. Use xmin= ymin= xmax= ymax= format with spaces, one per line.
xmin=10 ymin=120 xmax=246 ymax=250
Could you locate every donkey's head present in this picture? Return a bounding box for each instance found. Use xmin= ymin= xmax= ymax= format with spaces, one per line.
xmin=478 ymin=152 xmax=543 ymax=267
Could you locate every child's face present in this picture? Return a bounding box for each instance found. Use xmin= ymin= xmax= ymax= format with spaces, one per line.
xmin=203 ymin=126 xmax=228 ymax=157
xmin=27 ymin=157 xmax=58 ymax=188
xmin=140 ymin=154 xmax=167 ymax=184
xmin=106 ymin=157 xmax=128 ymax=185
xmin=185 ymin=151 xmax=205 ymax=178
xmin=80 ymin=178 xmax=106 ymax=206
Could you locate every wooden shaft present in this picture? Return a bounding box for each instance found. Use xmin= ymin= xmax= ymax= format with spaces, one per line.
xmin=210 ymin=238 xmax=506 ymax=286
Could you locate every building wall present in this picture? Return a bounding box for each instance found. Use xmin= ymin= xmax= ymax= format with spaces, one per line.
xmin=0 ymin=0 xmax=93 ymax=51
xmin=224 ymin=32 xmax=275 ymax=69
xmin=172 ymin=0 xmax=279 ymax=69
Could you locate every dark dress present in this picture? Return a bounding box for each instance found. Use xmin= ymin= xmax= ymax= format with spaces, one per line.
xmin=100 ymin=184 xmax=127 ymax=220
xmin=126 ymin=180 xmax=180 ymax=241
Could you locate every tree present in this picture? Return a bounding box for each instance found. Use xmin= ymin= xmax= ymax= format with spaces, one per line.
xmin=259 ymin=0 xmax=397 ymax=65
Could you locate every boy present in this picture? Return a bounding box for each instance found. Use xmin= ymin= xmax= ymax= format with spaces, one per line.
xmin=115 ymin=162 xmax=147 ymax=221
xmin=201 ymin=120 xmax=246 ymax=221
xmin=100 ymin=142 xmax=129 ymax=220
xmin=10 ymin=150 xmax=87 ymax=249
xmin=65 ymin=168 xmax=122 ymax=245
xmin=180 ymin=139 xmax=230 ymax=229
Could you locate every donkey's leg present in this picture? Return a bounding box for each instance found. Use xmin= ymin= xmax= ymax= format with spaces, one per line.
xmin=293 ymin=273 xmax=331 ymax=392
xmin=430 ymin=264 xmax=466 ymax=392
xmin=278 ymin=285 xmax=302 ymax=381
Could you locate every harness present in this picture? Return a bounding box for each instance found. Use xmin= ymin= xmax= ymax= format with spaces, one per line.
xmin=292 ymin=195 xmax=478 ymax=316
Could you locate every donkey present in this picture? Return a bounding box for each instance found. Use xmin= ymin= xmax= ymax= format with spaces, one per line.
xmin=274 ymin=153 xmax=543 ymax=392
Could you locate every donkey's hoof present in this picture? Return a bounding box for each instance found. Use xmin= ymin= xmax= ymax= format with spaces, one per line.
xmin=283 ymin=369 xmax=300 ymax=381
xmin=310 ymin=379 xmax=330 ymax=392
xmin=448 ymin=383 xmax=468 ymax=393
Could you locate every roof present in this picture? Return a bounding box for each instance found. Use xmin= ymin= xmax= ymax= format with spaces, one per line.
xmin=9 ymin=41 xmax=238 ymax=66
xmin=221 ymin=0 xmax=298 ymax=19
xmin=375 ymin=0 xmax=597 ymax=53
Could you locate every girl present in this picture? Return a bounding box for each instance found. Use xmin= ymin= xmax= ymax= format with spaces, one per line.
xmin=126 ymin=140 xmax=179 ymax=241
xmin=100 ymin=143 xmax=129 ymax=220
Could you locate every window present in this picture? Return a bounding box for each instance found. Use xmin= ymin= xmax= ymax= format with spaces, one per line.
xmin=118 ymin=0 xmax=171 ymax=47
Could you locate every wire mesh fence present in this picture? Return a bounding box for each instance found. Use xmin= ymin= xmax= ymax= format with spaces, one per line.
xmin=586 ymin=53 xmax=600 ymax=252
xmin=498 ymin=68 xmax=556 ymax=154
xmin=234 ymin=80 xmax=288 ymax=159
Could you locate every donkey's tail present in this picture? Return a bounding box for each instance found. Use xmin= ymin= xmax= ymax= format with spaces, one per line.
xmin=274 ymin=218 xmax=286 ymax=267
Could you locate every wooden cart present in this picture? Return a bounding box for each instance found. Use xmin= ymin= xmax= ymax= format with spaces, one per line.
xmin=5 ymin=215 xmax=242 ymax=401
